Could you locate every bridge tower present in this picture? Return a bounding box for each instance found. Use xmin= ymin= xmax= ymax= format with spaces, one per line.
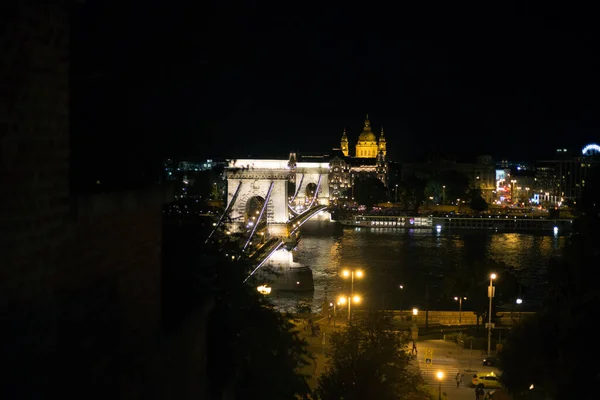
xmin=221 ymin=158 xmax=331 ymax=292
xmin=293 ymin=162 xmax=330 ymax=209
xmin=226 ymin=159 xmax=291 ymax=237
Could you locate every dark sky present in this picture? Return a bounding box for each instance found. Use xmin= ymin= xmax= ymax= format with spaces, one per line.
xmin=74 ymin=1 xmax=600 ymax=164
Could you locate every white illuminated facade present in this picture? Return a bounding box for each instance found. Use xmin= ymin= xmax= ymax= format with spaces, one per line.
xmin=225 ymin=156 xmax=331 ymax=232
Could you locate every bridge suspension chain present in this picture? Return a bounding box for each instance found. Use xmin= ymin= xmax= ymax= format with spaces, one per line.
xmin=242 ymin=181 xmax=274 ymax=252
xmin=243 ymin=238 xmax=285 ymax=283
xmin=205 ymin=180 xmax=242 ymax=244
xmin=307 ymin=174 xmax=322 ymax=208
xmin=289 ymin=173 xmax=304 ymax=203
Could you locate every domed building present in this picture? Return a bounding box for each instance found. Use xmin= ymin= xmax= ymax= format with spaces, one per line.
xmin=341 ymin=114 xmax=386 ymax=158
xmin=329 ymin=114 xmax=389 ymax=202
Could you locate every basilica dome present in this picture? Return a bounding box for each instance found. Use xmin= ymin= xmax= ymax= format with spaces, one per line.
xmin=358 ymin=118 xmax=376 ymax=142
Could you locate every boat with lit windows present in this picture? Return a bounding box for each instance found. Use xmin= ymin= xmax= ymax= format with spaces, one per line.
xmin=338 ymin=214 xmax=433 ymax=228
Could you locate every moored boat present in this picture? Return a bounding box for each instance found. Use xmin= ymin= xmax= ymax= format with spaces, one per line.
xmin=338 ymin=214 xmax=433 ymax=228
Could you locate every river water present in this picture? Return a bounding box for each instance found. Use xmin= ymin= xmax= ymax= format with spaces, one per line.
xmin=271 ymin=221 xmax=567 ymax=314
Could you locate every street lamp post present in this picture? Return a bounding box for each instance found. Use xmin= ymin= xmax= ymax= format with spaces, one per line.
xmin=436 ymin=371 xmax=444 ymax=400
xmin=454 ymin=296 xmax=467 ymax=324
xmin=442 ymin=185 xmax=446 ymax=205
xmin=330 ymin=302 xmax=337 ymax=327
xmin=342 ymin=269 xmax=363 ymax=321
xmin=399 ymin=285 xmax=404 ymax=320
xmin=337 ymin=295 xmax=360 ymax=323
xmin=516 ymin=298 xmax=523 ymax=324
xmin=395 ymin=184 xmax=399 ymax=205
xmin=487 ymin=273 xmax=497 ymax=356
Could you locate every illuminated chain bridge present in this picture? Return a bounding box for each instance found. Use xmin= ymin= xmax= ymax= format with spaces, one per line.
xmin=206 ymin=155 xmax=330 ymax=290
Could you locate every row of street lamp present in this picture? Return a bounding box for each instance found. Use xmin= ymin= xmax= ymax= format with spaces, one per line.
xmin=258 ymin=269 xmax=523 ymax=354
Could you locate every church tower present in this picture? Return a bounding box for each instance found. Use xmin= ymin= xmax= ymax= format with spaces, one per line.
xmin=340 ymin=128 xmax=349 ymax=157
xmin=378 ymin=126 xmax=387 ymax=156
xmin=355 ymin=114 xmax=379 ymax=158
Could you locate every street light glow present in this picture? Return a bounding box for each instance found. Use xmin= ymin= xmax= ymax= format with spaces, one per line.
xmin=338 ymin=296 xmax=347 ymax=305
xmin=412 ymin=308 xmax=419 ymax=315
xmin=353 ymin=295 xmax=361 ymax=303
xmin=355 ymin=270 xmax=364 ymax=278
xmin=454 ymin=296 xmax=458 ymax=300
xmin=342 ymin=270 xmax=350 ymax=277
xmin=491 ymin=273 xmax=497 ymax=280
xmin=436 ymin=371 xmax=444 ymax=380
xmin=257 ymin=285 xmax=271 ymax=295
xmin=516 ymin=298 xmax=523 ymax=304
xmin=399 ymin=285 xmax=404 ymax=289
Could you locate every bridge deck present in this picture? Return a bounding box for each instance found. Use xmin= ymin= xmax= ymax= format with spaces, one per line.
xmin=287 ymin=205 xmax=327 ymax=235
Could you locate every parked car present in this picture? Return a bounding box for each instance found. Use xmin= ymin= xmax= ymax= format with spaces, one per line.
xmin=483 ymin=355 xmax=499 ymax=366
xmin=472 ymin=372 xmax=503 ymax=389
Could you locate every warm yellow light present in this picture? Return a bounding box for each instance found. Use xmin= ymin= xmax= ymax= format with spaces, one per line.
xmin=412 ymin=308 xmax=419 ymax=315
xmin=454 ymin=296 xmax=458 ymax=300
xmin=491 ymin=273 xmax=497 ymax=280
xmin=338 ymin=296 xmax=347 ymax=305
xmin=257 ymin=285 xmax=271 ymax=295
xmin=355 ymin=270 xmax=364 ymax=278
xmin=436 ymin=371 xmax=444 ymax=380
xmin=352 ymin=295 xmax=361 ymax=303
xmin=342 ymin=270 xmax=350 ymax=277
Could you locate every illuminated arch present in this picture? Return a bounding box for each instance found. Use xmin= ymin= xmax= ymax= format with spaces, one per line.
xmin=582 ymin=143 xmax=600 ymax=156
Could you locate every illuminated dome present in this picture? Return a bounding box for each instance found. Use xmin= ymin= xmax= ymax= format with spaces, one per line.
xmin=358 ymin=117 xmax=377 ymax=142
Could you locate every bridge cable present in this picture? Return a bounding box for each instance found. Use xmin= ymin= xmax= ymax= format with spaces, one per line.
xmin=287 ymin=203 xmax=299 ymax=216
xmin=289 ymin=205 xmax=327 ymax=236
xmin=290 ymin=174 xmax=304 ymax=203
xmin=242 ymin=181 xmax=274 ymax=252
xmin=307 ymin=174 xmax=322 ymax=208
xmin=205 ymin=181 xmax=243 ymax=244
xmin=243 ymin=238 xmax=284 ymax=283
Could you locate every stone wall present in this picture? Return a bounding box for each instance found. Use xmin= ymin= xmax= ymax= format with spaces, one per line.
xmin=386 ymin=310 xmax=535 ymax=326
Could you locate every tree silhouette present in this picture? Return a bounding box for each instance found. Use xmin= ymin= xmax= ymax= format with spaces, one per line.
xmin=317 ymin=311 xmax=429 ymax=400
xmin=398 ymin=175 xmax=426 ymax=211
xmin=499 ymin=212 xmax=600 ymax=399
xmin=468 ymin=188 xmax=489 ymax=212
xmin=201 ymin=232 xmax=313 ymax=399
xmin=354 ymin=177 xmax=387 ymax=207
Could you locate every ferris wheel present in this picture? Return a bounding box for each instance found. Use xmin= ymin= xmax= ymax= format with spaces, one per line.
xmin=582 ymin=143 xmax=600 ymax=156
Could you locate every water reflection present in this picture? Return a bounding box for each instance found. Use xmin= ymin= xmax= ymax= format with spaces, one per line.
xmin=272 ymin=225 xmax=566 ymax=313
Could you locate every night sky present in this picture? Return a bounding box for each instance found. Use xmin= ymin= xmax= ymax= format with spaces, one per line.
xmin=74 ymin=1 xmax=600 ymax=165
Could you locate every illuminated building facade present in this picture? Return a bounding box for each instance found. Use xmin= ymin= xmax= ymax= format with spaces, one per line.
xmin=532 ymin=143 xmax=600 ymax=206
xmin=329 ymin=115 xmax=389 ymax=201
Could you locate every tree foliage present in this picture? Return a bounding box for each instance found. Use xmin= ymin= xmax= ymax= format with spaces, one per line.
xmin=201 ymin=234 xmax=313 ymax=400
xmin=354 ymin=177 xmax=387 ymax=207
xmin=423 ymin=170 xmax=470 ymax=204
xmin=499 ymin=213 xmax=600 ymax=399
xmin=397 ymin=175 xmax=426 ymax=211
xmin=316 ymin=312 xmax=428 ymax=400
xmin=468 ymin=188 xmax=489 ymax=212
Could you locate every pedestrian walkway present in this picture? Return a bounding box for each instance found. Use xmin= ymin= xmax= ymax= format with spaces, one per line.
xmin=417 ymin=356 xmax=463 ymax=389
xmin=416 ymin=339 xmax=501 ymax=400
